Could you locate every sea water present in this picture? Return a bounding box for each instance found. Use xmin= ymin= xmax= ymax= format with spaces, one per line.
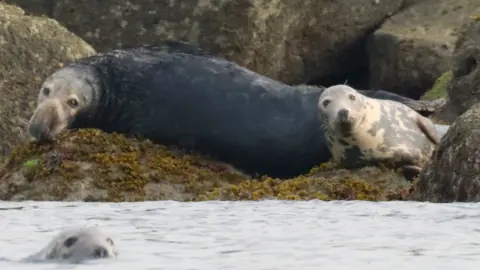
xmin=0 ymin=200 xmax=479 ymax=269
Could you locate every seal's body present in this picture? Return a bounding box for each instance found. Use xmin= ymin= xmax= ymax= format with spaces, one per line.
xmin=317 ymin=84 xmax=440 ymax=176
xmin=28 ymin=41 xmax=444 ymax=178
xmin=24 ymin=227 xmax=117 ymax=262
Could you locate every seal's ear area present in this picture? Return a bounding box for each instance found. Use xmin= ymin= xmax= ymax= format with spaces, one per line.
xmin=415 ymin=115 xmax=441 ymax=145
xmin=64 ymin=236 xmax=78 ymax=248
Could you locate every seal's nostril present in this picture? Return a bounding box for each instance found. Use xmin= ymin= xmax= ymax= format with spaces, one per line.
xmin=28 ymin=121 xmax=54 ymax=142
xmin=338 ymin=109 xmax=349 ymax=119
xmin=29 ymin=120 xmax=48 ymax=139
xmin=93 ymin=247 xmax=108 ymax=258
xmin=28 ymin=123 xmax=42 ymax=139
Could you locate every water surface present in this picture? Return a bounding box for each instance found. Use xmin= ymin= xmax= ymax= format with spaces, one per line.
xmin=0 ymin=200 xmax=479 ymax=269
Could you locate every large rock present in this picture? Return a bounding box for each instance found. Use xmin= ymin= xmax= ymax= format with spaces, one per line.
xmin=447 ymin=16 xmax=480 ymax=116
xmin=0 ymin=0 xmax=52 ymax=16
xmin=0 ymin=3 xmax=96 ymax=157
xmin=0 ymin=128 xmax=412 ymax=202
xmin=366 ymin=0 xmax=479 ymax=99
xmin=7 ymin=0 xmax=407 ymax=85
xmin=409 ymin=103 xmax=480 ymax=202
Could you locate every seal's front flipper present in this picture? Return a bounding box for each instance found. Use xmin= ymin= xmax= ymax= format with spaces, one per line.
xmin=401 ymin=165 xmax=423 ymax=181
xmin=416 ymin=116 xmax=441 ymax=145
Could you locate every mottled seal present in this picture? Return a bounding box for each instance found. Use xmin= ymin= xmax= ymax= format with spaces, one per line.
xmin=317 ymin=84 xmax=441 ymax=177
xmin=24 ymin=227 xmax=117 ymax=263
xmin=27 ymin=41 xmax=443 ymax=178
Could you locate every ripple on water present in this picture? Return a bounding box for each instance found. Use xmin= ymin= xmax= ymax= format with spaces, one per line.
xmin=0 ymin=200 xmax=480 ymax=270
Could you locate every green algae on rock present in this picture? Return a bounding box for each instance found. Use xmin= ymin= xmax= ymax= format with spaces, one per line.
xmin=418 ymin=71 xmax=458 ymax=125
xmin=420 ymin=71 xmax=452 ymax=101
xmin=0 ymin=129 xmax=414 ymax=202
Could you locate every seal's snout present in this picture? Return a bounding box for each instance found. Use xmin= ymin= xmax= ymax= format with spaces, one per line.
xmin=28 ymin=108 xmax=56 ymax=141
xmin=28 ymin=99 xmax=70 ymax=141
xmin=28 ymin=121 xmax=50 ymax=141
xmin=337 ymin=109 xmax=349 ymax=122
xmin=93 ymin=246 xmax=109 ymax=258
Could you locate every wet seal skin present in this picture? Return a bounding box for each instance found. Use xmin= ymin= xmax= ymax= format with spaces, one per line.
xmin=27 ymin=40 xmax=445 ymax=178
xmin=317 ymin=84 xmax=441 ymax=180
xmin=23 ymin=227 xmax=117 ymax=263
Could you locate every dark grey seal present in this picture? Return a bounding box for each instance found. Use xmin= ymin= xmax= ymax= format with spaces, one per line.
xmin=27 ymin=41 xmax=443 ymax=178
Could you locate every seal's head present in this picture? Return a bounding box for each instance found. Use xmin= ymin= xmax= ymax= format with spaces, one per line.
xmin=317 ymin=84 xmax=367 ymax=134
xmin=39 ymin=227 xmax=117 ymax=262
xmin=28 ymin=65 xmax=101 ymax=141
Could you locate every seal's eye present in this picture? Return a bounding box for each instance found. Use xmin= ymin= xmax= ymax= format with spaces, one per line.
xmin=322 ymin=100 xmax=330 ymax=107
xmin=63 ymin=237 xmax=78 ymax=248
xmin=67 ymin=98 xmax=79 ymax=108
xmin=106 ymin=238 xmax=114 ymax=246
xmin=43 ymin=87 xmax=51 ymax=96
xmin=348 ymin=94 xmax=356 ymax=101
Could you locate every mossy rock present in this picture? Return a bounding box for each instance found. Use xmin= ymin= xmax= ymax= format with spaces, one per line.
xmin=201 ymin=162 xmax=414 ymax=201
xmin=0 ymin=128 xmax=250 ymax=202
xmin=0 ymin=128 xmax=414 ymax=202
xmin=420 ymin=71 xmax=452 ymax=101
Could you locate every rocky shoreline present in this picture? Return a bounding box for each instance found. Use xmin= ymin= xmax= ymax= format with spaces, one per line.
xmin=0 ymin=1 xmax=479 ymax=202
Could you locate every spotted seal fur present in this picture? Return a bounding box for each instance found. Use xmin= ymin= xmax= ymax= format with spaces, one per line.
xmin=317 ymin=84 xmax=441 ymax=178
xmin=27 ymin=41 xmax=445 ymax=178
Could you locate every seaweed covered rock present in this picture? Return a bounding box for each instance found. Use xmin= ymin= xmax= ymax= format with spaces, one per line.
xmin=409 ymin=103 xmax=480 ymax=202
xmin=0 ymin=129 xmax=250 ymax=202
xmin=0 ymin=128 xmax=413 ymax=202
xmin=447 ymin=15 xmax=480 ymax=116
xmin=201 ymin=163 xmax=414 ymax=201
xmin=7 ymin=0 xmax=405 ymax=85
xmin=0 ymin=3 xmax=96 ymax=156
xmin=366 ymin=0 xmax=477 ymax=99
